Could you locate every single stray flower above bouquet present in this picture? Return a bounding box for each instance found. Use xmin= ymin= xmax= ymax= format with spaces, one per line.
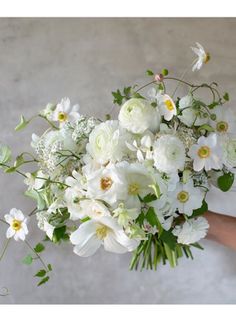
xmin=0 ymin=42 xmax=235 ymax=286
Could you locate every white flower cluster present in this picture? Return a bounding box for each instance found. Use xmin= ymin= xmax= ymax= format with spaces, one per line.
xmin=1 ymin=43 xmax=235 ymax=272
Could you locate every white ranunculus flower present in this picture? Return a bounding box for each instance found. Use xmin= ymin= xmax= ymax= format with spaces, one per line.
xmin=188 ymin=133 xmax=223 ymax=172
xmin=86 ymin=120 xmax=128 ymax=165
xmin=171 ymin=179 xmax=204 ymax=216
xmin=191 ymin=42 xmax=210 ymax=72
xmin=70 ymin=216 xmax=139 ymax=257
xmin=118 ymin=98 xmax=161 ymax=134
xmin=80 ymin=199 xmax=111 ymax=219
xmin=153 ymin=135 xmax=186 ymax=173
xmin=4 ymin=208 xmax=28 ymax=241
xmin=178 ymin=95 xmax=208 ymax=127
xmin=209 ymin=105 xmax=236 ymax=135
xmin=222 ymin=136 xmax=236 ymax=169
xmin=51 ymin=97 xmax=80 ymax=126
xmin=86 ymin=163 xmax=126 ymax=206
xmin=173 ymin=217 xmax=209 ymax=244
xmin=64 ymin=170 xmax=87 ymax=220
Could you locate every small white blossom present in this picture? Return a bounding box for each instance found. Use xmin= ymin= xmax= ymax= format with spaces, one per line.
xmin=4 ymin=208 xmax=28 ymax=241
xmin=51 ymin=98 xmax=80 ymax=126
xmin=191 ymin=42 xmax=210 ymax=72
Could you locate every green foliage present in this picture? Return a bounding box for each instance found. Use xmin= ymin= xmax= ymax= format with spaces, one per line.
xmin=208 ymin=102 xmax=219 ymax=109
xmin=190 ymin=199 xmax=208 ymax=218
xmin=112 ymin=86 xmax=144 ymax=106
xmin=223 ymin=92 xmax=229 ymax=101
xmin=0 ymin=144 xmax=12 ymax=165
xmin=146 ymin=69 xmax=154 ymax=76
xmin=34 ymin=269 xmax=46 ymax=277
xmin=142 ymin=193 xmax=157 ymax=203
xmin=198 ymin=124 xmax=215 ymax=133
xmin=112 ymin=89 xmax=124 ymax=106
xmin=37 ymin=276 xmax=50 ymax=287
xmin=52 ymin=225 xmax=68 ymax=243
xmin=159 ymin=230 xmax=177 ymax=251
xmin=34 ymin=243 xmax=45 ymax=253
xmin=15 ymin=115 xmax=29 ymax=131
xmin=217 ymin=172 xmax=234 ymax=192
xmin=162 ymin=68 xmax=169 ymax=76
xmin=25 ymin=189 xmax=46 ymax=210
xmin=22 ymin=254 xmax=33 ymax=265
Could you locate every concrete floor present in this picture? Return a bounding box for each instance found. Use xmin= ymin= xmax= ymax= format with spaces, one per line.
xmin=0 ymin=18 xmax=236 ymax=304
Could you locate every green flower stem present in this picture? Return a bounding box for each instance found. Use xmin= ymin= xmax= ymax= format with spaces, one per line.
xmin=0 ymin=238 xmax=11 ymax=262
xmin=0 ymin=163 xmax=27 ymax=177
xmin=35 ymin=176 xmax=69 ymax=188
xmin=135 ymin=80 xmax=157 ymax=93
xmin=0 ymin=218 xmax=8 ymax=225
xmin=24 ymin=240 xmax=48 ymax=271
xmin=37 ymin=115 xmax=59 ymax=130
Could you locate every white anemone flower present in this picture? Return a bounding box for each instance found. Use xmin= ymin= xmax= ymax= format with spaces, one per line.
xmin=178 ymin=95 xmax=208 ymax=127
xmin=153 ymin=135 xmax=186 ymax=173
xmin=51 ymin=97 xmax=80 ymax=126
xmin=64 ymin=170 xmax=87 ymax=220
xmin=188 ymin=133 xmax=223 ymax=172
xmin=171 ymin=179 xmax=204 ymax=216
xmin=86 ymin=120 xmax=129 ymax=165
xmin=173 ymin=217 xmax=209 ymax=245
xmin=209 ymin=105 xmax=236 ymax=135
xmin=80 ymin=199 xmax=111 ymax=219
xmin=157 ymin=94 xmax=177 ymax=121
xmin=86 ymin=163 xmax=126 ymax=206
xmin=4 ymin=208 xmax=28 ymax=241
xmin=191 ymin=42 xmax=210 ymax=72
xmin=118 ymin=98 xmax=161 ymax=134
xmin=70 ymin=216 xmax=139 ymax=257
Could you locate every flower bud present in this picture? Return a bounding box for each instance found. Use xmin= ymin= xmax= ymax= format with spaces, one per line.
xmin=210 ymin=113 xmax=217 ymax=121
xmin=154 ymin=73 xmax=164 ymax=82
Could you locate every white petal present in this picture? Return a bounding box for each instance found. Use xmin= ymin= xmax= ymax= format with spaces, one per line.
xmin=104 ymin=231 xmax=128 ymax=254
xmin=6 ymin=227 xmax=15 ymax=239
xmin=70 ymin=220 xmax=97 ymax=245
xmin=74 ymin=234 xmax=101 ymax=257
xmin=193 ymin=157 xmax=205 ymax=172
xmin=4 ymin=214 xmax=13 ymax=224
xmin=17 ymin=229 xmax=26 ymax=241
xmin=14 ymin=210 xmax=24 ymax=221
xmin=113 ymin=229 xmax=139 ymax=252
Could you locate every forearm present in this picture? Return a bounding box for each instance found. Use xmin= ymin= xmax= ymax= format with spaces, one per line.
xmin=204 ymin=211 xmax=236 ymax=250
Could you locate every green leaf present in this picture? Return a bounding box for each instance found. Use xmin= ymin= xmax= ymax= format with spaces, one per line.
xmin=47 ymin=264 xmax=52 ymax=271
xmin=217 ymin=172 xmax=234 ymax=192
xmin=143 ymin=193 xmax=157 ymax=203
xmin=146 ymin=69 xmax=154 ymax=76
xmin=0 ymin=144 xmax=12 ymax=165
xmin=25 ymin=189 xmax=46 ymax=210
xmin=4 ymin=167 xmax=16 ymax=173
xmin=14 ymin=154 xmax=25 ymax=168
xmin=37 ymin=276 xmax=50 ymax=286
xmin=15 ymin=115 xmax=29 ymax=131
xmin=34 ymin=243 xmax=45 ymax=253
xmin=123 ymin=86 xmax=132 ymax=97
xmin=163 ymin=243 xmax=177 ymax=268
xmin=190 ymin=199 xmax=208 ymax=218
xmin=131 ymin=93 xmax=145 ymax=99
xmin=208 ymin=102 xmax=219 ymax=109
xmin=148 ymin=183 xmax=161 ymax=199
xmin=191 ymin=242 xmax=204 ymax=250
xmin=34 ymin=269 xmax=46 ymax=277
xmin=160 ymin=230 xmax=177 ymax=250
xmin=22 ymin=254 xmax=33 ymax=265
xmin=112 ymin=89 xmax=124 ymax=106
xmin=198 ymin=124 xmax=215 ymax=132
xmin=52 ymin=225 xmax=67 ymax=243
xmin=162 ymin=68 xmax=169 ymax=76
xmin=223 ymin=92 xmax=229 ymax=101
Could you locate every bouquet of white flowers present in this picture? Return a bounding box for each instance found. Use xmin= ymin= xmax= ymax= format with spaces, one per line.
xmin=0 ymin=43 xmax=235 ymax=286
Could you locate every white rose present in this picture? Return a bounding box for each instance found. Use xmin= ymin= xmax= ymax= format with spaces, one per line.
xmin=118 ymin=98 xmax=161 ymax=134
xmin=153 ymin=135 xmax=185 ymax=173
xmin=86 ymin=120 xmax=128 ymax=165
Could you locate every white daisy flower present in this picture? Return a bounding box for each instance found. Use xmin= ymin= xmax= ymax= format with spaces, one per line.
xmin=209 ymin=105 xmax=236 ymax=135
xmin=173 ymin=217 xmax=209 ymax=245
xmin=70 ymin=216 xmax=139 ymax=257
xmin=51 ymin=97 xmax=80 ymax=126
xmin=188 ymin=133 xmax=223 ymax=172
xmin=171 ymin=179 xmax=204 ymax=216
xmin=4 ymin=208 xmax=28 ymax=241
xmin=153 ymin=135 xmax=186 ymax=173
xmin=157 ymin=94 xmax=177 ymax=121
xmin=191 ymin=42 xmax=210 ymax=72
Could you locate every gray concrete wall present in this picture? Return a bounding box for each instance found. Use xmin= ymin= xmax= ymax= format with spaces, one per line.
xmin=0 ymin=18 xmax=236 ymax=304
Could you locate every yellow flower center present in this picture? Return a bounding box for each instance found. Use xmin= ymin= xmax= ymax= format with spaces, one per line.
xmin=177 ymin=191 xmax=189 ymax=203
xmin=216 ymin=121 xmax=228 ymax=133
xmin=204 ymin=53 xmax=210 ymax=64
xmin=128 ymin=183 xmax=140 ymax=195
xmin=96 ymin=226 xmax=108 ymax=240
xmin=11 ymin=219 xmax=22 ymax=231
xmin=164 ymin=99 xmax=174 ymax=111
xmin=198 ymin=145 xmax=211 ymax=158
xmin=58 ymin=111 xmax=68 ymax=122
xmin=100 ymin=177 xmax=113 ymax=191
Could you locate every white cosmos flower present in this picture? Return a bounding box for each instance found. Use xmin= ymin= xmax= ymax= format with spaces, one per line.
xmin=70 ymin=216 xmax=139 ymax=257
xmin=157 ymin=94 xmax=177 ymax=121
xmin=171 ymin=179 xmax=204 ymax=216
xmin=4 ymin=208 xmax=28 ymax=241
xmin=65 ymin=170 xmax=87 ymax=220
xmin=153 ymin=135 xmax=186 ymax=173
xmin=51 ymin=98 xmax=80 ymax=126
xmin=173 ymin=217 xmax=209 ymax=244
xmin=118 ymin=98 xmax=161 ymax=134
xmin=209 ymin=105 xmax=236 ymax=135
xmin=188 ymin=133 xmax=223 ymax=172
xmin=80 ymin=199 xmax=111 ymax=219
xmin=178 ymin=95 xmax=208 ymax=127
xmin=86 ymin=163 xmax=125 ymax=206
xmin=191 ymin=42 xmax=210 ymax=72
xmin=222 ymin=136 xmax=236 ymax=169
xmin=86 ymin=120 xmax=128 ymax=165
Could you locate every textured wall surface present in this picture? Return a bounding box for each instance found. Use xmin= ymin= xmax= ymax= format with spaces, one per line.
xmin=0 ymin=18 xmax=236 ymax=304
